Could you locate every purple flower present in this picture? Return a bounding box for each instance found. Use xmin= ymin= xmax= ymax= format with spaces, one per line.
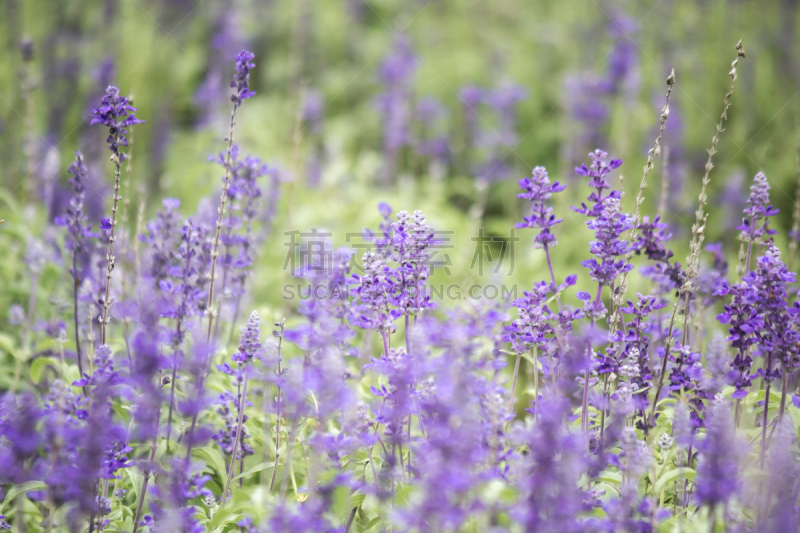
xmin=231 ymin=50 xmax=256 ymax=105
xmin=738 ymin=171 xmax=779 ymax=246
xmin=636 ymin=215 xmax=685 ymax=292
xmin=141 ymin=198 xmax=182 ymax=284
xmin=55 ymin=152 xmax=94 ymax=261
xmin=484 ymin=82 xmax=527 ymax=147
xmin=214 ymin=311 xmax=260 ymax=462
xmin=697 ymin=243 xmax=728 ymax=304
xmin=459 ymin=85 xmax=485 ymax=149
xmin=703 ymin=332 xmax=729 ymax=395
xmin=389 ymin=209 xmax=436 ymax=316
xmin=89 ymin=85 xmax=144 ymax=161
xmin=160 ymin=219 xmax=206 ymax=337
xmin=748 ymin=245 xmax=798 ymax=380
xmin=147 ymin=459 xmax=211 ymax=533
xmin=516 ymin=166 xmax=566 ymax=250
xmin=504 ymin=278 xmax=576 ymax=362
xmin=512 ymin=397 xmax=586 ymax=530
xmin=573 ymin=149 xmax=623 ymax=217
xmin=610 ymin=294 xmax=665 ymax=421
xmin=716 ymin=277 xmax=760 ymax=399
xmin=695 ymin=395 xmax=746 ymax=509
xmin=580 ymin=196 xmax=634 ymax=288
xmin=606 ymin=11 xmax=639 ymax=98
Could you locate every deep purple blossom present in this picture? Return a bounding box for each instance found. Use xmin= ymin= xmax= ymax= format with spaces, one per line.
xmin=231 ymin=50 xmax=256 ymax=105
xmin=516 ymin=166 xmax=566 ymax=250
xmin=749 ymin=245 xmax=798 ymax=381
xmin=715 ymin=277 xmax=761 ymax=399
xmin=90 ymin=86 xmax=144 ymax=160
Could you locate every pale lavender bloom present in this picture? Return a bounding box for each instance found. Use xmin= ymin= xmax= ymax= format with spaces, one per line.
xmin=695 ymin=395 xmax=746 ymax=509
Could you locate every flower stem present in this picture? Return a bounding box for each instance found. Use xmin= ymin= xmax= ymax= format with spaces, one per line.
xmin=100 ymin=149 xmax=122 ymax=345
xmin=222 ymin=366 xmax=250 ymax=504
xmin=506 ymin=352 xmax=521 ymax=431
xmin=651 ymin=40 xmax=744 ymax=422
xmin=72 ymin=251 xmax=84 ymax=379
xmin=759 ymin=354 xmax=773 ymax=471
xmin=268 ymin=321 xmax=285 ymax=492
xmin=185 ymin=103 xmax=239 ymax=462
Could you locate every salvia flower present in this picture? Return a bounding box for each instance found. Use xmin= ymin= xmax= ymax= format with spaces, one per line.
xmin=231 ymin=50 xmax=256 ymax=105
xmin=89 ymin=85 xmax=144 ymax=160
xmin=573 ymin=149 xmax=623 ymax=216
xmin=716 ymin=275 xmax=763 ymax=399
xmin=512 ymin=397 xmax=586 ymax=531
xmin=141 ymin=198 xmax=182 ymax=284
xmin=55 ymin=152 xmax=93 ymax=261
xmin=389 ymin=209 xmax=436 ymax=316
xmin=582 ymin=196 xmax=634 ymax=287
xmin=637 ymin=215 xmax=685 ymax=292
xmin=516 ymin=166 xmax=566 ymax=250
xmin=695 ymin=394 xmax=746 ymax=510
xmin=748 ymin=244 xmax=798 ymax=380
xmin=738 ymin=171 xmax=778 ymax=246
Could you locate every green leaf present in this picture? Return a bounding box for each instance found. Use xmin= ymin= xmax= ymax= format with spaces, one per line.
xmin=597 ymin=471 xmax=622 ymax=486
xmin=30 ymin=356 xmax=58 ymax=384
xmin=0 ymin=334 xmax=19 ymax=358
xmin=193 ymin=446 xmax=228 ymax=480
xmin=1 ymin=480 xmax=47 ymax=511
xmin=127 ymin=468 xmax=144 ymax=504
xmin=232 ymin=461 xmax=274 ymax=481
xmin=653 ymin=467 xmax=695 ymax=496
xmin=207 ymin=507 xmax=240 ymax=531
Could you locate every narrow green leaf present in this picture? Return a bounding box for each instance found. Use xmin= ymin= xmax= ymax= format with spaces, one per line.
xmin=208 ymin=507 xmax=240 ymax=530
xmin=0 ymin=334 xmax=19 ymax=358
xmin=1 ymin=480 xmax=47 ymax=512
xmin=232 ymin=461 xmax=274 ymax=481
xmin=653 ymin=467 xmax=695 ymax=496
xmin=30 ymin=356 xmax=58 ymax=385
xmin=597 ymin=471 xmax=622 ymax=486
xmin=193 ymin=446 xmax=228 ymax=480
xmin=127 ymin=468 xmax=144 ymax=504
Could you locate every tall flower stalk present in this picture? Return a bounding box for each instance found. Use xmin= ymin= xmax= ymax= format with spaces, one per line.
xmin=185 ymin=50 xmax=256 ymax=461
xmin=573 ymin=150 xmax=632 ymax=446
xmin=56 ymin=152 xmax=92 ymax=378
xmin=163 ymin=219 xmax=207 ymax=450
xmin=90 ymin=86 xmax=144 ymax=344
xmin=650 ymin=40 xmax=744 ymax=422
xmin=221 ymin=311 xmax=261 ymax=503
xmin=609 ymin=69 xmax=674 ymax=335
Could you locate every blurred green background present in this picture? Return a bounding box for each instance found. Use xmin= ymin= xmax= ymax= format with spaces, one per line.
xmin=2 ymin=0 xmax=800 ymax=314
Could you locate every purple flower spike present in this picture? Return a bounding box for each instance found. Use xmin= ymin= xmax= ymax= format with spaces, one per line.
xmin=231 ymin=50 xmax=256 ymax=105
xmin=573 ymin=149 xmax=623 ymax=216
xmin=90 ymin=86 xmax=144 ymax=161
xmin=695 ymin=395 xmax=746 ymax=509
xmin=516 ymin=166 xmax=566 ymax=250
xmin=738 ymin=171 xmax=779 ymax=243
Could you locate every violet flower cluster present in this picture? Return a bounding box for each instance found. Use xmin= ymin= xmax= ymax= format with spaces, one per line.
xmin=6 ymin=31 xmax=800 ymax=533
